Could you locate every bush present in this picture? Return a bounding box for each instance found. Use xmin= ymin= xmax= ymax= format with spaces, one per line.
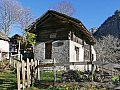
xmin=62 ymin=70 xmax=82 ymax=82
xmin=111 ymin=76 xmax=119 ymax=85
xmin=111 ymin=76 xmax=119 ymax=82
xmin=47 ymin=85 xmax=66 ymax=90
xmin=47 ymin=85 xmax=79 ymax=90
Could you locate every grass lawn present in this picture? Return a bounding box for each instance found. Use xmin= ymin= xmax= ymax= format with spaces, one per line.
xmin=0 ymin=69 xmax=107 ymax=90
xmin=0 ymin=69 xmax=62 ymax=90
xmin=0 ymin=70 xmax=17 ymax=90
xmin=41 ymin=71 xmax=62 ymax=81
xmin=35 ymin=71 xmax=62 ymax=89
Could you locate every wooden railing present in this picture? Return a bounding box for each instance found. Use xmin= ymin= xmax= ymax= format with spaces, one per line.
xmin=15 ymin=56 xmax=95 ymax=90
xmin=16 ymin=58 xmax=56 ymax=90
xmin=9 ymin=54 xmax=22 ymax=68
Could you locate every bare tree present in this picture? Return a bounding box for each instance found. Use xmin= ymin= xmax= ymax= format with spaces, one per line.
xmin=0 ymin=0 xmax=33 ymax=36
xmin=17 ymin=8 xmax=33 ymax=53
xmin=0 ymin=0 xmax=22 ymax=35
xmin=51 ymin=0 xmax=75 ymax=16
xmin=94 ymin=35 xmax=120 ymax=63
xmin=18 ymin=8 xmax=33 ymax=36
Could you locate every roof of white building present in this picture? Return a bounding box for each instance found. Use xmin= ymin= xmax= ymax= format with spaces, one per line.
xmin=0 ymin=31 xmax=9 ymax=41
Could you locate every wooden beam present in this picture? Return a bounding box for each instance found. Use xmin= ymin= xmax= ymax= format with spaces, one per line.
xmin=35 ymin=61 xmax=91 ymax=69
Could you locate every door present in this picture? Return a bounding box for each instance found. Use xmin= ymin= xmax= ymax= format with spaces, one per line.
xmin=45 ymin=42 xmax=52 ymax=59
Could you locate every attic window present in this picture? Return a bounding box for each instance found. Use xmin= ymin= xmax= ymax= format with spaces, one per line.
xmin=50 ymin=33 xmax=56 ymax=38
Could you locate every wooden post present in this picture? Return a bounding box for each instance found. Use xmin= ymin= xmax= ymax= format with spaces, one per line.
xmin=31 ymin=59 xmax=34 ymax=86
xmin=22 ymin=60 xmax=25 ymax=89
xmin=9 ymin=53 xmax=11 ymax=65
xmin=11 ymin=56 xmax=14 ymax=67
xmin=27 ymin=58 xmax=30 ymax=87
xmin=13 ymin=60 xmax=15 ymax=68
xmin=1 ymin=51 xmax=3 ymax=64
xmin=17 ymin=62 xmax=21 ymax=90
xmin=35 ymin=60 xmax=37 ymax=79
xmin=53 ymin=58 xmax=56 ymax=84
xmin=18 ymin=41 xmax=21 ymax=60
xmin=20 ymin=54 xmax=23 ymax=61
xmin=37 ymin=60 xmax=40 ymax=80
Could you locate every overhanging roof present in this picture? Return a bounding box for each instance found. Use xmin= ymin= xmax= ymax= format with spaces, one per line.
xmin=26 ymin=10 xmax=96 ymax=44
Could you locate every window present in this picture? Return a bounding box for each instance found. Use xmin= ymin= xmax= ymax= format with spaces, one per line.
xmin=92 ymin=54 xmax=94 ymax=61
xmin=75 ymin=46 xmax=79 ymax=61
xmin=84 ymin=49 xmax=90 ymax=60
xmin=45 ymin=42 xmax=52 ymax=59
xmin=50 ymin=33 xmax=56 ymax=38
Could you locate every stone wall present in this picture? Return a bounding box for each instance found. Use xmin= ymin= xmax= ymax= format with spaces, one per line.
xmin=34 ymin=40 xmax=96 ymax=71
xmin=34 ymin=42 xmax=45 ymax=61
xmin=52 ymin=40 xmax=69 ymax=64
xmin=34 ymin=40 xmax=69 ymax=63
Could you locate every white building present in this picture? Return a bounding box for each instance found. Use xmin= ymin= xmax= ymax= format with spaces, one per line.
xmin=27 ymin=10 xmax=96 ymax=71
xmin=0 ymin=31 xmax=9 ymax=61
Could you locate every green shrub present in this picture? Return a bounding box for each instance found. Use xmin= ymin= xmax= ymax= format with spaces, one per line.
xmin=47 ymin=85 xmax=79 ymax=90
xmin=111 ymin=76 xmax=119 ymax=82
xmin=0 ymin=70 xmax=17 ymax=90
xmin=24 ymin=87 xmax=40 ymax=90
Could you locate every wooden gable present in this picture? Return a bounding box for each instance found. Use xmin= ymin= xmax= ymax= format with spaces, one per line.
xmin=35 ymin=16 xmax=70 ymax=42
xmin=27 ymin=10 xmax=96 ymax=45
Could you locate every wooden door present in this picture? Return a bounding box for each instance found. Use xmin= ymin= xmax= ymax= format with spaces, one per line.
xmin=45 ymin=42 xmax=52 ymax=59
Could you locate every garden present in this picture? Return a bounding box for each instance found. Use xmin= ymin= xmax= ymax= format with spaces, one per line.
xmin=0 ymin=60 xmax=120 ymax=90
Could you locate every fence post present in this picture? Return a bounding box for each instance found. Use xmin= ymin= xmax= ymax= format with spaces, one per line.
xmin=20 ymin=54 xmax=23 ymax=61
xmin=53 ymin=58 xmax=56 ymax=84
xmin=27 ymin=58 xmax=30 ymax=87
xmin=9 ymin=53 xmax=11 ymax=65
xmin=14 ymin=59 xmax=15 ymax=68
xmin=22 ymin=60 xmax=25 ymax=89
xmin=37 ymin=60 xmax=40 ymax=80
xmin=35 ymin=60 xmax=37 ymax=79
xmin=31 ymin=59 xmax=34 ymax=86
xmin=17 ymin=62 xmax=21 ymax=90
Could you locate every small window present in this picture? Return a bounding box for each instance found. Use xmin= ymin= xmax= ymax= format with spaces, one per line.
xmin=84 ymin=48 xmax=90 ymax=60
xmin=45 ymin=42 xmax=52 ymax=59
xmin=50 ymin=33 xmax=56 ymax=38
xmin=75 ymin=46 xmax=79 ymax=61
xmin=92 ymin=54 xmax=94 ymax=61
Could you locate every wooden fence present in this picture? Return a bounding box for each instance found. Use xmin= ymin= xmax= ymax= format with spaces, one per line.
xmin=10 ymin=54 xmax=22 ymax=68
xmin=98 ymin=67 xmax=120 ymax=76
xmin=9 ymin=54 xmax=95 ymax=90
xmin=16 ymin=58 xmax=56 ymax=90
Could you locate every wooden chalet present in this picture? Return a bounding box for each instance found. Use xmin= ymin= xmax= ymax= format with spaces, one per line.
xmin=10 ymin=34 xmax=23 ymax=54
xmin=10 ymin=34 xmax=34 ymax=60
xmin=26 ymin=10 xmax=96 ymax=71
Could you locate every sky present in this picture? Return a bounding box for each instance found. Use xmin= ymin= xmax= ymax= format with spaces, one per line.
xmin=12 ymin=0 xmax=120 ymax=36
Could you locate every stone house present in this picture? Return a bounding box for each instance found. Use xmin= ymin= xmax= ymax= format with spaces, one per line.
xmin=27 ymin=10 xmax=96 ymax=71
xmin=0 ymin=31 xmax=9 ymax=61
